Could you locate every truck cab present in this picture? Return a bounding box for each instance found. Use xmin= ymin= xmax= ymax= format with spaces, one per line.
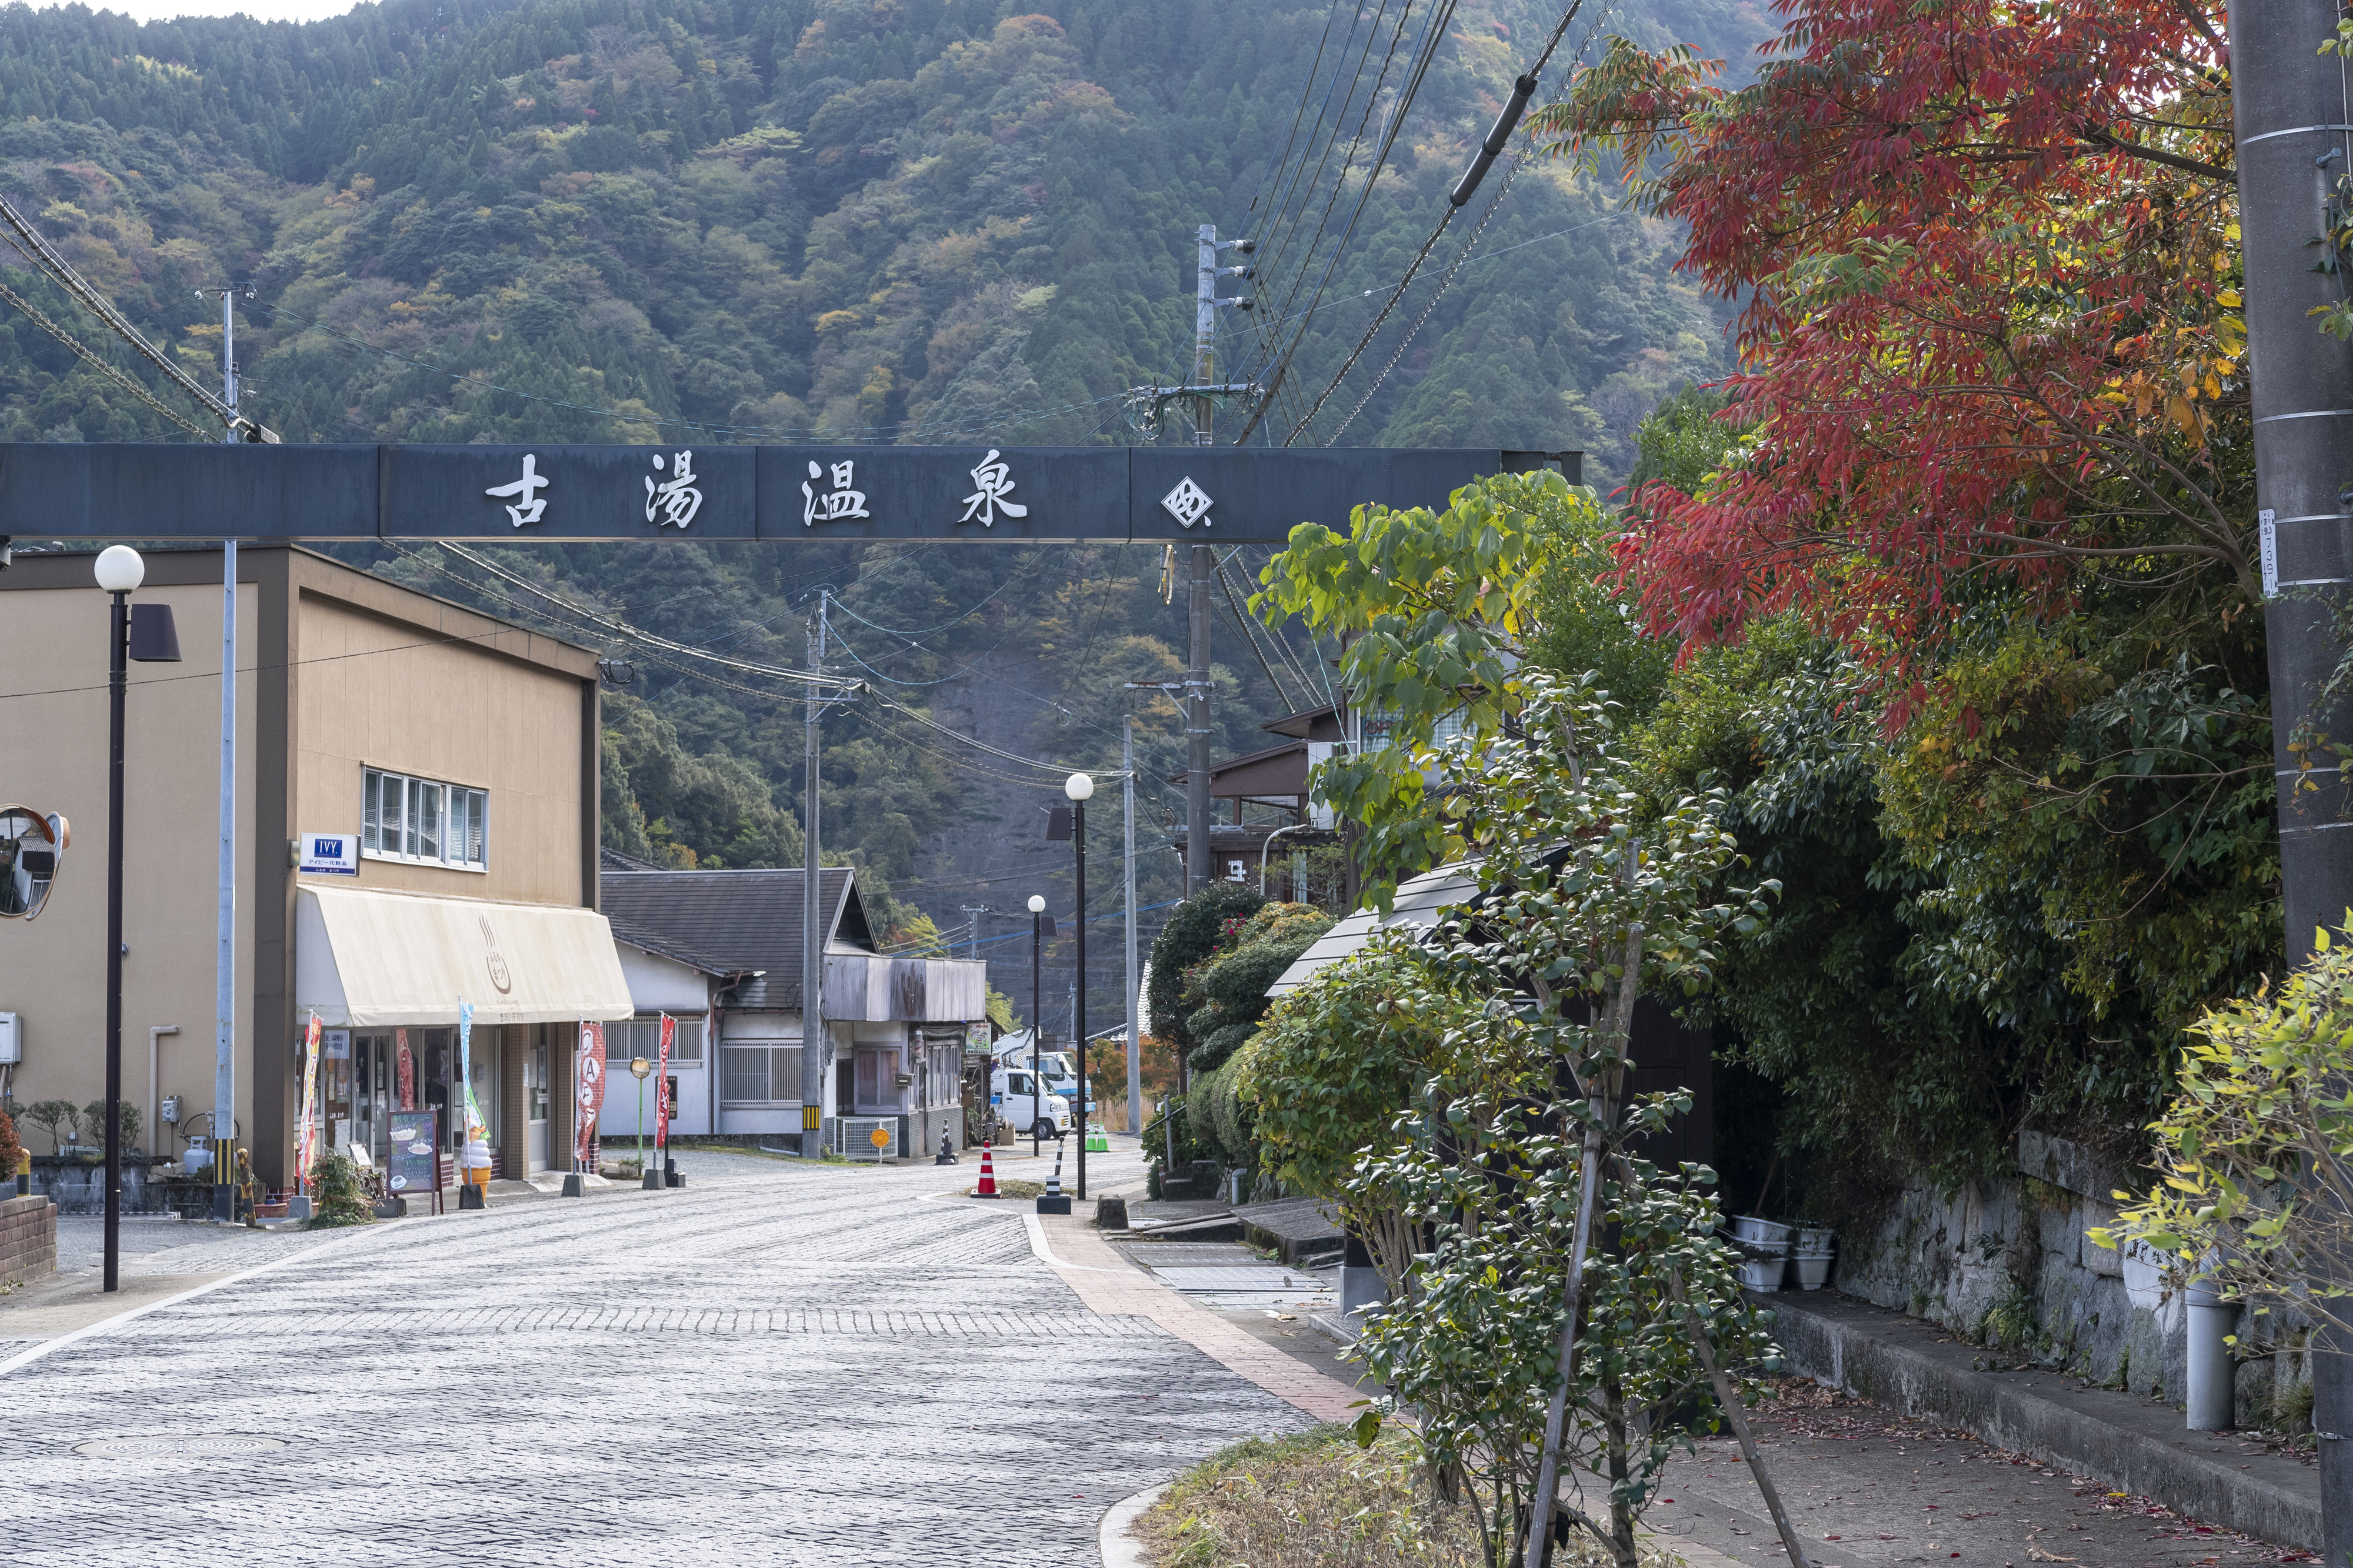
xmin=989 ymin=1065 xmax=1072 ymax=1140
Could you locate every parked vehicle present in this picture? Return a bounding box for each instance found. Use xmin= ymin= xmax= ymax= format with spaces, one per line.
xmin=988 ymin=1065 xmax=1072 ymax=1140
xmin=991 ymin=1031 xmax=1082 ymax=1105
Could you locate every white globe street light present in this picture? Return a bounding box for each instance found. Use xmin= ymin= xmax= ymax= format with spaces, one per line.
xmin=1064 ymin=772 xmax=1094 ymax=802
xmin=1028 ymin=894 xmax=1045 ymax=913
xmin=92 ymin=545 xmax=144 ymax=593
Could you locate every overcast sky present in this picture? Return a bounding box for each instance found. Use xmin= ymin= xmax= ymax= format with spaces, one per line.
xmin=32 ymin=0 xmax=361 ymax=22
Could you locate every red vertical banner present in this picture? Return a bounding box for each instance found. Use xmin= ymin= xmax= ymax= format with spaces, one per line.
xmin=395 ymin=1027 xmax=415 ymax=1112
xmin=575 ymin=1023 xmax=607 ymax=1170
xmin=296 ymin=1013 xmax=322 ymax=1193
xmin=655 ymin=1013 xmax=675 ymax=1150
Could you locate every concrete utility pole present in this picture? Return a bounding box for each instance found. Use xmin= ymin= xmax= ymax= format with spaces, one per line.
xmin=1188 ymin=226 xmax=1220 ymax=896
xmin=799 ymin=589 xmax=829 ymax=1160
xmin=1188 ymin=545 xmax=1213 ymax=895
xmin=959 ymin=905 xmax=988 ymax=962
xmin=2231 ymin=3 xmax=2353 ymax=1556
xmin=1124 ymin=716 xmax=1141 ymax=1135
xmin=198 ymin=282 xmax=251 ymax=1222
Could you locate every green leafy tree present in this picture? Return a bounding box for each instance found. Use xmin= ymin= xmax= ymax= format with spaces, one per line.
xmin=1335 ymin=673 xmax=1774 ymax=1568
xmin=1256 ymin=468 xmax=1599 ymax=905
xmin=2095 ymin=928 xmax=2353 ymax=1337
xmin=1243 ymin=930 xmax=1467 ymax=1291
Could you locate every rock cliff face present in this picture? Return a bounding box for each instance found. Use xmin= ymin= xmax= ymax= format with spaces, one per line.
xmin=1833 ymin=1130 xmax=2314 ymax=1430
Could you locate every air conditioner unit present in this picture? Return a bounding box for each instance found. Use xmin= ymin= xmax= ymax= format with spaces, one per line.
xmin=0 ymin=1012 xmax=19 ymax=1064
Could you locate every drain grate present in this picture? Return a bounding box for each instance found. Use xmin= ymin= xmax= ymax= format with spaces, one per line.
xmin=74 ymin=1434 xmax=287 ymax=1459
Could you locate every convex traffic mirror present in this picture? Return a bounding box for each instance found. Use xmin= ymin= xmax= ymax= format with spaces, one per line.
xmin=0 ymin=806 xmax=69 ymax=920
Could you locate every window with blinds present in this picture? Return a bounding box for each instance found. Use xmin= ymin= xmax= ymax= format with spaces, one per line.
xmin=362 ymin=767 xmax=488 ymax=870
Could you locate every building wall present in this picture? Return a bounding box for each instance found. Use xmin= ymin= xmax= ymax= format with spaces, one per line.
xmin=292 ymin=588 xmax=586 ymax=907
xmin=0 ymin=575 xmax=262 ymax=1165
xmin=0 ymin=548 xmax=600 ymax=1187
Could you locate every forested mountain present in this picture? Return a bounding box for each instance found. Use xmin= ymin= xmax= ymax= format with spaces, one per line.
xmin=0 ymin=0 xmax=1771 ymax=1025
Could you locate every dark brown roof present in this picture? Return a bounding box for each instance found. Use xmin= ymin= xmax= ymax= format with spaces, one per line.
xmin=599 ymin=867 xmax=874 ymax=1010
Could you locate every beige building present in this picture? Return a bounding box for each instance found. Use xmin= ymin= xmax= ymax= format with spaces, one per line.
xmin=0 ymin=545 xmax=628 ymax=1193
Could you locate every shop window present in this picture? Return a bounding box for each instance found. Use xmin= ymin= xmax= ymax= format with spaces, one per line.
xmin=721 ymin=1045 xmax=802 ymax=1105
xmin=362 ymin=767 xmax=487 ymax=870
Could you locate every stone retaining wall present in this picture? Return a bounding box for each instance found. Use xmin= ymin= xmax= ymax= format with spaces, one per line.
xmin=0 ymin=1192 xmax=56 ymax=1286
xmin=1829 ymin=1130 xmax=2309 ymax=1428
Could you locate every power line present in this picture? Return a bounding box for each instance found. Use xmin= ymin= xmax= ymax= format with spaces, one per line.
xmin=0 ymin=276 xmax=211 ymax=439
xmin=1233 ymin=0 xmax=1463 ymax=445
xmin=1306 ymin=0 xmax=1618 ymax=445
xmin=0 ymin=191 xmax=260 ymax=439
xmin=1250 ymin=0 xmax=1425 ymax=371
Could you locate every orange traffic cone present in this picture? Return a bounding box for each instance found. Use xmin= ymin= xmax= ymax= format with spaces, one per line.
xmin=975 ymin=1146 xmax=999 ymax=1198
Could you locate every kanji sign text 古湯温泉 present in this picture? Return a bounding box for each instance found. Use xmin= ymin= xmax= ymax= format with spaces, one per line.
xmin=0 ymin=445 xmax=1578 ymax=542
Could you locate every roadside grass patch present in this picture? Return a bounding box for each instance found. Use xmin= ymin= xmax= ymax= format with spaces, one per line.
xmin=968 ymin=1178 xmax=1044 ymax=1199
xmin=1131 ymin=1425 xmax=1681 ymax=1567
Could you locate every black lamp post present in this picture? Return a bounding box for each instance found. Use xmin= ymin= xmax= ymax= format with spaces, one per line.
xmin=1026 ymin=893 xmax=1046 ymax=1157
xmin=1065 ymin=772 xmax=1092 ymax=1202
xmin=93 ymin=545 xmax=178 ymax=1294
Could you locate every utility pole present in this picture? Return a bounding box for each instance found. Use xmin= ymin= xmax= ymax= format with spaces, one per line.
xmin=959 ymin=905 xmax=988 ymax=962
xmin=1188 ymin=545 xmax=1214 ymax=895
xmin=2234 ymin=4 xmax=2353 ymax=1556
xmin=1124 ymin=716 xmax=1140 ymax=1136
xmin=799 ymin=589 xmax=830 ymax=1160
xmin=198 ymin=282 xmax=251 ymax=1222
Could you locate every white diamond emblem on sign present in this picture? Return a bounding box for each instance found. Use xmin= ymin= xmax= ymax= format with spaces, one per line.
xmin=1161 ymin=476 xmax=1214 ymax=529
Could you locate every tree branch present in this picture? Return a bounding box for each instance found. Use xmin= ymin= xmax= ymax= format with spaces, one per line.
xmin=2079 ymin=125 xmax=2235 ymax=182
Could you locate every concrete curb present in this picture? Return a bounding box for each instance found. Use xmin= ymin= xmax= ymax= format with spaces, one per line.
xmin=1098 ymin=1480 xmax=1168 ymax=1567
xmin=1768 ymin=1291 xmax=2321 ymax=1551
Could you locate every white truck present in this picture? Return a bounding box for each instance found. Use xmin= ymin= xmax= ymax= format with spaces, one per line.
xmin=988 ymin=1063 xmax=1074 ymax=1140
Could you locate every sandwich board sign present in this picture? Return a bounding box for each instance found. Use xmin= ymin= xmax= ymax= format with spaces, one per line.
xmin=386 ymin=1107 xmax=444 ymax=1215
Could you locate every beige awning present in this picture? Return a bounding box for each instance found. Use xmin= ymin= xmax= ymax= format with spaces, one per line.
xmin=295 ymin=884 xmax=634 ymax=1028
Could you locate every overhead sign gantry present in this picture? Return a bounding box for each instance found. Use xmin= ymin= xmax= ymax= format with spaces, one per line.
xmin=0 ymin=443 xmax=1579 ymax=543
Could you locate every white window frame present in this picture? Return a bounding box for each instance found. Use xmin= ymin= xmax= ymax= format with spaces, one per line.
xmin=361 ymin=766 xmax=489 ymax=872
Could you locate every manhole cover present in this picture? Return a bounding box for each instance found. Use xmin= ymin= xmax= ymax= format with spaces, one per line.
xmin=74 ymin=1435 xmax=286 ymax=1459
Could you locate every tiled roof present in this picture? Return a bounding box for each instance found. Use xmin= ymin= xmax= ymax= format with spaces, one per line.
xmin=598 ymin=867 xmax=872 ymax=1010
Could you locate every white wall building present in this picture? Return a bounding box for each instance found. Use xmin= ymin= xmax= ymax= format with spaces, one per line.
xmin=598 ymin=855 xmax=989 ymax=1157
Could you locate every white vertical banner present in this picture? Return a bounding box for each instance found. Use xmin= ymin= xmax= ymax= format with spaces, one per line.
xmin=2260 ymin=508 xmax=2279 ymax=599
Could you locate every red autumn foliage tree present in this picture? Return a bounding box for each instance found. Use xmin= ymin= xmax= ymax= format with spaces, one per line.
xmin=1535 ymin=1 xmax=2245 ymax=693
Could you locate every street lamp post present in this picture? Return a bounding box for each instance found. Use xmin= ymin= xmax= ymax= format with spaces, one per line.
xmin=629 ymin=1055 xmax=651 ymax=1184
xmin=1026 ymin=894 xmax=1045 ymax=1159
xmin=93 ymin=545 xmax=177 ymax=1294
xmin=1066 ymin=772 xmax=1092 ymax=1203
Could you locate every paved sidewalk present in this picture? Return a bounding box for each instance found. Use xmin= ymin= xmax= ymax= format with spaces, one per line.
xmin=1643 ymin=1379 xmax=2317 ymax=1568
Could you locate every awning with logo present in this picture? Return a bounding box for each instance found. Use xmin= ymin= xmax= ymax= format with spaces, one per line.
xmin=295 ymin=884 xmax=634 ymax=1028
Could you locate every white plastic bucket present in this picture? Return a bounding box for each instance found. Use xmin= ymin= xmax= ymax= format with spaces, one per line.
xmin=1798 ymin=1226 xmax=1834 ymax=1252
xmin=1792 ymin=1250 xmax=1834 ymax=1290
xmin=1731 ymin=1216 xmax=1794 ymax=1248
xmin=1739 ymin=1255 xmax=1786 ymax=1292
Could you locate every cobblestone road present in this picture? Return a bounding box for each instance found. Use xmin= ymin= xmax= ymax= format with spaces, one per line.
xmin=1 ymin=1148 xmax=1308 ymax=1566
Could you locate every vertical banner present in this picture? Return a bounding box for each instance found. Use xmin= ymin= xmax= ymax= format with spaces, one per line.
xmin=395 ymin=1027 xmax=415 ymax=1112
xmin=458 ymin=1001 xmax=486 ymax=1144
xmin=296 ymin=1012 xmax=322 ymax=1193
xmin=655 ymin=1013 xmax=675 ymax=1151
xmin=575 ymin=1022 xmax=606 ymax=1170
